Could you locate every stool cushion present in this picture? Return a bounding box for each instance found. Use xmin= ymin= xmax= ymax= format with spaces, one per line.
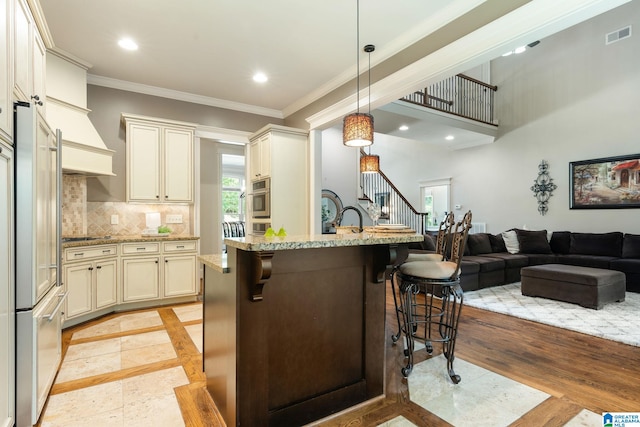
xmin=399 ymin=260 xmax=458 ymax=280
xmin=406 ymin=252 xmax=444 ymax=262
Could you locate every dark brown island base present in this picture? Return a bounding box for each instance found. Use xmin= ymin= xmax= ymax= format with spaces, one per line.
xmin=199 ymin=232 xmax=422 ymax=426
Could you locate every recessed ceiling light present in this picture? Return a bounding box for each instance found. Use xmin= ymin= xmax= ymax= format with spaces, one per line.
xmin=514 ymin=46 xmax=526 ymax=54
xmin=253 ymin=72 xmax=268 ymax=83
xmin=399 ymin=125 xmax=409 ymax=131
xmin=118 ymin=38 xmax=138 ymax=51
xmin=445 ymin=135 xmax=455 ymax=141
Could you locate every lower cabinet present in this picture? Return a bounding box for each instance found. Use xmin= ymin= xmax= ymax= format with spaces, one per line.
xmin=164 ymin=255 xmax=197 ymax=297
xmin=65 ymin=258 xmax=117 ymax=319
xmin=122 ymin=256 xmax=160 ymax=302
xmin=63 ymin=239 xmax=198 ymax=326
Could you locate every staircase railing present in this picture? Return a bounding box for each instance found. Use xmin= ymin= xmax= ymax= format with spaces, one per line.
xmin=401 ymin=73 xmax=498 ymax=125
xmin=360 ymin=150 xmax=428 ymax=234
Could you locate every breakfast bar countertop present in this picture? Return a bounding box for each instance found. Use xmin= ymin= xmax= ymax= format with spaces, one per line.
xmin=222 ymin=231 xmax=423 ymax=252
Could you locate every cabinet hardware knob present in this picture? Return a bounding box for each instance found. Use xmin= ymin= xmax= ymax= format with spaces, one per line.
xmin=96 ymin=265 xmax=102 ymax=269
xmin=137 ymin=247 xmax=146 ymax=250
xmin=177 ymin=245 xmax=184 ymax=249
xmin=88 ymin=267 xmax=94 ymax=271
xmin=156 ymin=195 xmax=159 ymax=198
xmin=30 ymin=95 xmax=43 ymax=106
xmin=165 ymin=259 xmax=168 ymax=263
xmin=155 ymin=260 xmax=159 ymax=264
xmin=75 ymin=253 xmax=84 ymax=256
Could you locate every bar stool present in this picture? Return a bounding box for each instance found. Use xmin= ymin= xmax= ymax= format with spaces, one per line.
xmin=390 ymin=212 xmax=455 ymax=343
xmin=395 ymin=211 xmax=472 ymax=383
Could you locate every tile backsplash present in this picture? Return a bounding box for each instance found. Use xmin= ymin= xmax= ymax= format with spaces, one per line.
xmin=63 ymin=175 xmax=192 ymax=237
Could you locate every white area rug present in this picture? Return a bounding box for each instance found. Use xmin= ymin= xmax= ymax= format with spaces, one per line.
xmin=464 ymin=283 xmax=640 ymax=347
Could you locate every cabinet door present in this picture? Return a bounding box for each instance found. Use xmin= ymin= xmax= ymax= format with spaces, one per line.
xmin=249 ymin=139 xmax=260 ymax=180
xmin=122 ymin=257 xmax=159 ymax=302
xmin=13 ymin=0 xmax=31 ymax=102
xmin=163 ymin=254 xmax=196 ymax=297
xmin=35 ymin=114 xmax=52 ymax=302
xmin=32 ymin=29 xmax=46 ymax=113
xmin=163 ymin=127 xmax=193 ymax=202
xmin=0 ymin=0 xmax=11 ymax=140
xmin=259 ymin=134 xmax=271 ymax=178
xmin=95 ymin=259 xmax=117 ymax=309
xmin=127 ymin=123 xmax=160 ymax=202
xmin=0 ymin=141 xmax=14 ymax=427
xmin=64 ymin=262 xmax=92 ymax=319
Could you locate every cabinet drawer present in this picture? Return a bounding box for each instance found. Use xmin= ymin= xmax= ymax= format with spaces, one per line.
xmin=122 ymin=242 xmax=160 ymax=254
xmin=65 ymin=245 xmax=118 ymax=262
xmin=163 ymin=241 xmax=197 ymax=253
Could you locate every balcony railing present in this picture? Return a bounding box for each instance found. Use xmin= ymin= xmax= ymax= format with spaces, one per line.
xmin=401 ymin=73 xmax=498 ymax=125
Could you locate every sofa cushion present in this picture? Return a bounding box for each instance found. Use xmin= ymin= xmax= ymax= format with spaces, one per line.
xmin=569 ymin=232 xmax=623 ymax=257
xmin=463 ymin=255 xmax=505 ymax=272
xmin=549 ymin=231 xmax=571 ymax=254
xmin=483 ymin=253 xmax=529 ymax=269
xmin=489 ymin=234 xmax=507 ymax=253
xmin=622 ymin=234 xmax=640 ymax=259
xmin=467 ymin=233 xmax=493 ymax=255
xmin=610 ymin=258 xmax=640 ymax=273
xmin=556 ymin=254 xmax=617 ymax=269
xmin=516 ymin=229 xmax=552 ymax=254
xmin=501 ymin=230 xmax=519 ymax=254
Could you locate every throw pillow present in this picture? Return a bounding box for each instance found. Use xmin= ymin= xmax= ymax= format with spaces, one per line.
xmin=549 ymin=231 xmax=571 ymax=254
xmin=501 ymin=230 xmax=519 ymax=254
xmin=515 ymin=229 xmax=552 ymax=254
xmin=622 ymin=234 xmax=640 ymax=259
xmin=467 ymin=233 xmax=493 ymax=255
xmin=489 ymin=234 xmax=508 ymax=253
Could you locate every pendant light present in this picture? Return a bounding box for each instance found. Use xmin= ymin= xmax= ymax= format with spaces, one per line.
xmin=360 ymin=44 xmax=379 ymax=173
xmin=343 ymin=0 xmax=374 ymax=147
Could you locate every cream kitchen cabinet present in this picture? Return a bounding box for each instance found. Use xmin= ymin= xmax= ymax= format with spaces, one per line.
xmin=248 ymin=125 xmax=309 ymax=235
xmin=122 ymin=113 xmax=197 ymax=203
xmin=0 ymin=0 xmax=11 ymax=140
xmin=163 ymin=240 xmax=197 ymax=297
xmin=121 ymin=239 xmax=198 ymax=302
xmin=249 ymin=133 xmax=271 ymax=179
xmin=121 ymin=242 xmax=160 ymax=302
xmin=13 ymin=0 xmax=46 ymax=114
xmin=63 ymin=244 xmax=118 ymax=320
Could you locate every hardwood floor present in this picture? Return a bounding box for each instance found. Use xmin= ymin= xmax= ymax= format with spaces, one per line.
xmin=45 ymin=283 xmax=640 ymax=426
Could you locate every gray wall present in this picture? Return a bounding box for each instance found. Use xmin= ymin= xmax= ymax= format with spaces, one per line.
xmin=323 ymin=1 xmax=640 ymax=234
xmin=85 ymin=85 xmax=281 ymax=201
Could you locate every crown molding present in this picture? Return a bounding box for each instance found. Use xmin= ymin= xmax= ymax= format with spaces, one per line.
xmin=87 ymin=74 xmax=284 ymax=119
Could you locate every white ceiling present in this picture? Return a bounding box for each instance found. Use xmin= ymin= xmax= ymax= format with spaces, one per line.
xmin=38 ymin=0 xmax=630 ymax=148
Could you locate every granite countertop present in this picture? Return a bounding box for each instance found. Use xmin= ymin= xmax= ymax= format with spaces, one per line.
xmin=198 ymin=254 xmax=229 ymax=273
xmin=223 ymin=232 xmax=423 ymax=252
xmin=62 ymin=235 xmax=200 ymax=248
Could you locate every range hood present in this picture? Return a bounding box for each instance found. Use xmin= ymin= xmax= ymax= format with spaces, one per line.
xmin=46 ymin=49 xmax=115 ymax=176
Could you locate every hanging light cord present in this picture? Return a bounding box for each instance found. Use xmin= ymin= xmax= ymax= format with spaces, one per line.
xmin=356 ymin=0 xmax=360 ymax=114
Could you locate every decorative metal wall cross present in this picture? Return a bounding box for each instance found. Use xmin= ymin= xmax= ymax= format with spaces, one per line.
xmin=531 ymin=160 xmax=557 ymax=215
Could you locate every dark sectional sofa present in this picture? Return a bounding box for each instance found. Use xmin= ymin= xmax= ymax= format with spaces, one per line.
xmin=406 ymin=229 xmax=640 ymax=293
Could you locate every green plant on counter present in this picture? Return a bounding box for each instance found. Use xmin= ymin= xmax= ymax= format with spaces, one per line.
xmin=158 ymin=225 xmax=172 ymax=234
xmin=265 ymin=227 xmax=286 ymax=237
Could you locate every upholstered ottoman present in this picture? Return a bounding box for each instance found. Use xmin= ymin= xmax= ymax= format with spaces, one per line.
xmin=520 ymin=264 xmax=625 ymax=309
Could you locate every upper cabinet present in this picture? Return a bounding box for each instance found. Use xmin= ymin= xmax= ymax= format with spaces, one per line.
xmin=122 ymin=113 xmax=197 ymax=203
xmin=249 ymin=133 xmax=271 ymax=180
xmin=13 ymin=0 xmax=47 ymax=114
xmin=0 ymin=0 xmax=11 ymax=141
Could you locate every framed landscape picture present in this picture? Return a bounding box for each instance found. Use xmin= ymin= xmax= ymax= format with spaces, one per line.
xmin=570 ymin=153 xmax=640 ymax=209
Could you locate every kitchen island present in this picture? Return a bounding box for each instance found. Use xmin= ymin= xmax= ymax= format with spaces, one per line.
xmin=199 ymin=232 xmax=422 ymax=426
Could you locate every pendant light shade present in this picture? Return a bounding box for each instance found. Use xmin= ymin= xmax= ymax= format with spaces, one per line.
xmin=360 ymin=153 xmax=379 ymax=173
xmin=343 ymin=1 xmax=374 ymax=147
xmin=344 ymin=113 xmax=374 ymax=147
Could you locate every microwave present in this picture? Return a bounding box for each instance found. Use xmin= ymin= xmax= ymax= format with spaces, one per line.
xmin=252 ymin=178 xmax=270 ymax=218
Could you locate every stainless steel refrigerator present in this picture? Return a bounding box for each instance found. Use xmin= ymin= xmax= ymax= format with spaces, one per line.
xmin=14 ymin=102 xmax=64 ymax=427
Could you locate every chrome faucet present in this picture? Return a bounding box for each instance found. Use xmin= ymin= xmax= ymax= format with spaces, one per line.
xmin=335 ymin=206 xmax=363 ymax=232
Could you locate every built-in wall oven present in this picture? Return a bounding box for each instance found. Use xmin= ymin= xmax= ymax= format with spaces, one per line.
xmin=251 ymin=177 xmax=270 ymax=219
